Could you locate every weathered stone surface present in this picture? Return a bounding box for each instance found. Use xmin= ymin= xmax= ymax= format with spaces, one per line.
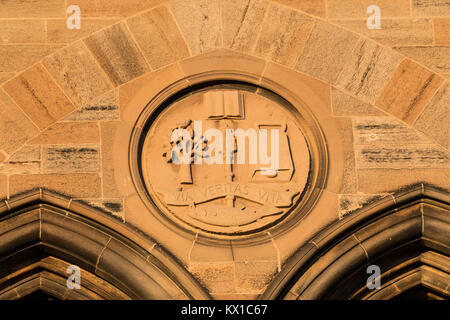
xmin=65 ymin=90 xmax=119 ymax=122
xmin=235 ymin=261 xmax=278 ymax=293
xmin=355 ymin=145 xmax=449 ymax=169
xmin=0 ymin=20 xmax=46 ymax=44
xmin=394 ymin=46 xmax=450 ymax=75
xmin=170 ymin=0 xmax=221 ymax=55
xmin=42 ymin=41 xmax=113 ymax=107
xmin=414 ymin=82 xmax=450 ymax=148
xmin=327 ymin=0 xmax=411 ymax=18
xmin=0 ymin=174 xmax=6 ymax=199
xmin=43 ymin=146 xmax=100 ymax=174
xmin=79 ymin=199 xmax=124 ymax=221
xmin=353 ymin=117 xmax=430 ymax=145
xmin=222 ymin=0 xmax=269 ymax=53
xmin=335 ymin=118 xmax=357 ymax=194
xmin=358 ymin=168 xmax=450 ymax=193
xmin=3 ymin=63 xmax=76 ymax=130
xmin=0 ymin=89 xmax=39 ymax=154
xmin=47 ymin=18 xmax=120 ymax=43
xmin=375 ymin=59 xmax=444 ymax=124
xmin=434 ymin=18 xmax=450 ymax=45
xmin=0 ymin=0 xmax=65 ymax=18
xmin=84 ymin=22 xmax=150 ymax=86
xmin=255 ymin=3 xmax=314 ymax=66
xmin=189 ymin=263 xmax=235 ymax=294
xmin=0 ymin=153 xmax=6 ymax=164
xmin=332 ymin=88 xmax=385 ymax=116
xmin=127 ymin=6 xmax=190 ymax=69
xmin=273 ymin=0 xmax=326 ymax=17
xmin=101 ymin=121 xmax=121 ymax=198
xmin=337 ymin=39 xmax=402 ymax=104
xmin=66 ymin=0 xmax=165 ymax=17
xmin=28 ymin=122 xmax=100 ymax=145
xmin=338 ymin=194 xmax=389 ymax=219
xmin=9 ymin=173 xmax=102 ymax=198
xmin=334 ymin=19 xmax=434 ymax=47
xmin=0 ymin=44 xmax=64 ymax=72
xmin=0 ymin=146 xmax=41 ymax=175
xmin=296 ymin=20 xmax=360 ymax=83
xmin=412 ymin=0 xmax=450 ymax=16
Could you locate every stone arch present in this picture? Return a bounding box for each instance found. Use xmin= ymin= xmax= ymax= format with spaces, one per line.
xmin=0 ymin=189 xmax=210 ymax=300
xmin=261 ymin=184 xmax=450 ymax=300
xmin=0 ymin=1 xmax=448 ymax=165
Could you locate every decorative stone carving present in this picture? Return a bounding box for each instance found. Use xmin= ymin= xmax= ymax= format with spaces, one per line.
xmin=140 ymin=85 xmax=311 ymax=235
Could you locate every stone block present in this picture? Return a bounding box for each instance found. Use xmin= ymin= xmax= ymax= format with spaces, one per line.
xmin=65 ymin=89 xmax=119 ymax=122
xmin=235 ymin=261 xmax=278 ymax=293
xmin=222 ymin=0 xmax=269 ymax=53
xmin=434 ymin=18 xmax=450 ymax=45
xmin=0 ymin=145 xmax=41 ymax=175
xmin=353 ymin=117 xmax=430 ymax=145
xmin=337 ymin=39 xmax=402 ymax=104
xmin=375 ymin=59 xmax=444 ymax=124
xmin=47 ymin=18 xmax=120 ymax=43
xmin=334 ymin=19 xmax=434 ymax=47
xmin=0 ymin=89 xmax=39 ymax=154
xmin=412 ymin=0 xmax=450 ymax=17
xmin=0 ymin=0 xmax=65 ymax=18
xmin=0 ymin=20 xmax=46 ymax=43
xmin=327 ymin=0 xmax=411 ymax=19
xmin=3 ymin=63 xmax=76 ymax=130
xmin=127 ymin=6 xmax=190 ymax=69
xmin=331 ymin=88 xmax=385 ymax=116
xmin=414 ymin=82 xmax=449 ymax=148
xmin=42 ymin=41 xmax=113 ymax=107
xmin=66 ymin=0 xmax=165 ymax=17
xmin=10 ymin=173 xmax=102 ymax=198
xmin=296 ymin=20 xmax=360 ymax=83
xmin=255 ymin=3 xmax=314 ymax=66
xmin=28 ymin=122 xmax=100 ymax=145
xmin=357 ymin=168 xmax=450 ymax=193
xmin=42 ymin=145 xmax=100 ymax=174
xmin=188 ymin=263 xmax=235 ymax=294
xmin=101 ymin=121 xmax=121 ymax=198
xmin=335 ymin=118 xmax=357 ymax=194
xmin=394 ymin=46 xmax=450 ymax=75
xmin=0 ymin=44 xmax=63 ymax=72
xmin=170 ymin=0 xmax=221 ymax=55
xmin=355 ymin=145 xmax=448 ymax=169
xmin=84 ymin=22 xmax=150 ymax=86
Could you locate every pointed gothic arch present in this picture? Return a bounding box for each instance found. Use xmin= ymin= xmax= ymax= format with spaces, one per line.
xmin=0 ymin=189 xmax=210 ymax=300
xmin=262 ymin=184 xmax=450 ymax=300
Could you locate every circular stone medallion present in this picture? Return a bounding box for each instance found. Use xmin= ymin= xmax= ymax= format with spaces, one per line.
xmin=140 ymin=84 xmax=312 ymax=236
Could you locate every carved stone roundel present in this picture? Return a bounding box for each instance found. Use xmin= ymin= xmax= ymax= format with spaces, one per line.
xmin=141 ymin=85 xmax=311 ymax=236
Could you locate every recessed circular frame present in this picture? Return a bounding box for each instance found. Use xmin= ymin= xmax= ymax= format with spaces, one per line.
xmin=129 ymin=72 xmax=328 ymax=243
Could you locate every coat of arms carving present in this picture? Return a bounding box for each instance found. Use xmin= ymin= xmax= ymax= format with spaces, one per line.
xmin=141 ymin=87 xmax=311 ymax=235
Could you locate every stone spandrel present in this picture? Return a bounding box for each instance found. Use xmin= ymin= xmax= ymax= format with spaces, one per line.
xmin=140 ymin=88 xmax=311 ymax=236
